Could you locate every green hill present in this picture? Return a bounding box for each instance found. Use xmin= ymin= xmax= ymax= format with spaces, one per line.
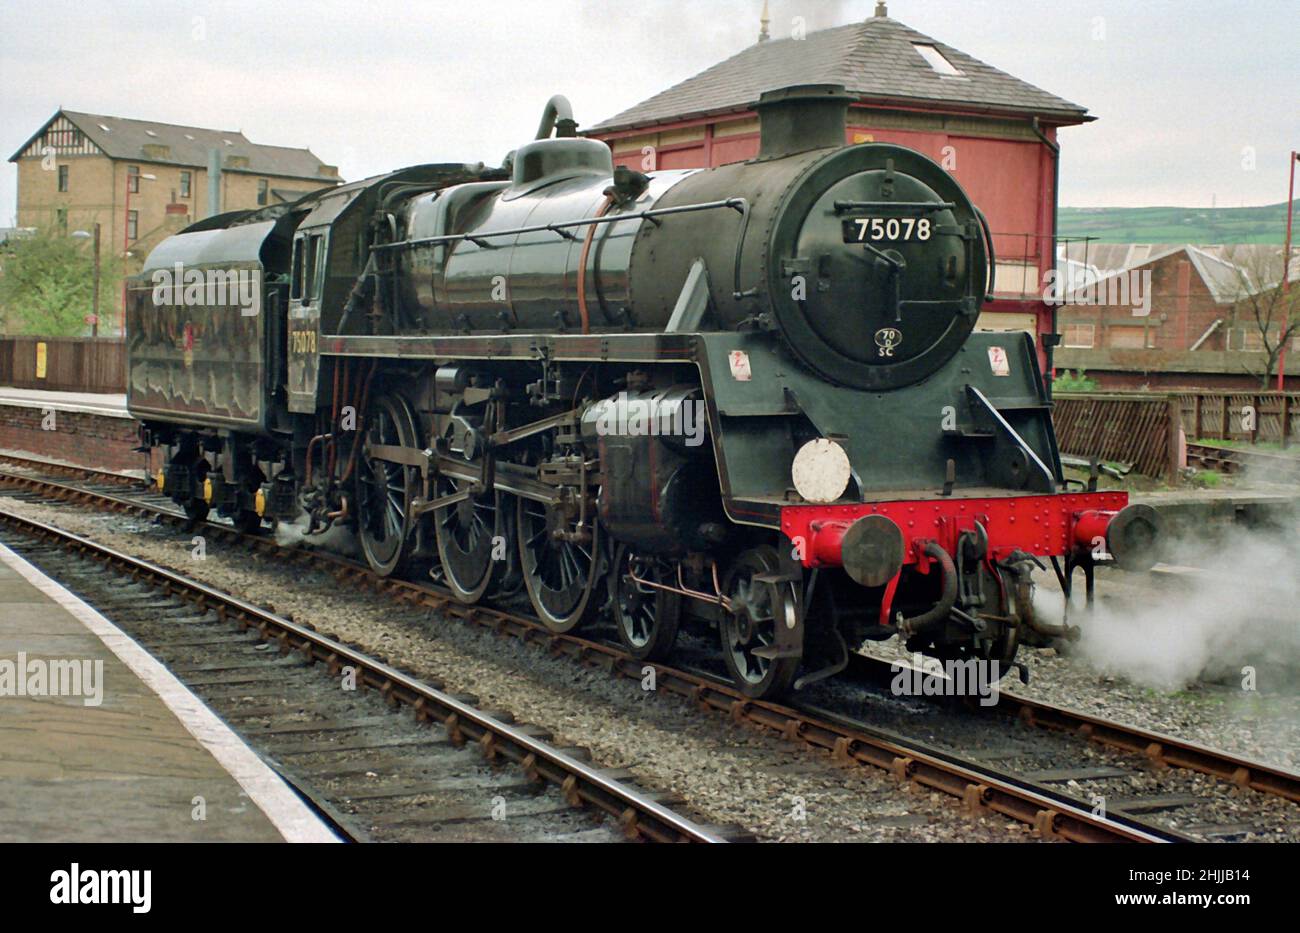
xmin=1059 ymin=201 xmax=1296 ymax=244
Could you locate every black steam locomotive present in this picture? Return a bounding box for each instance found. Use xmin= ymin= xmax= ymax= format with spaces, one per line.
xmin=128 ymin=85 xmax=1158 ymax=698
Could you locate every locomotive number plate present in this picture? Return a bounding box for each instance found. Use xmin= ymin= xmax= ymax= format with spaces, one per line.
xmin=842 ymin=217 xmax=932 ymax=243
xmin=290 ymin=329 xmax=317 ymax=353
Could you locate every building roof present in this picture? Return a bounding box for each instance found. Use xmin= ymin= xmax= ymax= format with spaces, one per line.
xmin=589 ymin=14 xmax=1090 ymax=133
xmin=10 ymin=110 xmax=339 ymax=182
xmin=1061 ymin=244 xmax=1272 ymax=305
xmin=1058 ymin=242 xmax=1300 ymax=303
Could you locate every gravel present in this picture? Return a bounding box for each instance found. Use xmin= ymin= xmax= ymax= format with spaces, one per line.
xmin=0 ymin=496 xmax=1030 ymax=843
xmin=851 ymin=554 xmax=1300 ymax=776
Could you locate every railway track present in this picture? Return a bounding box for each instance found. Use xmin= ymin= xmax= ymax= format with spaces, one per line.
xmin=838 ymin=651 xmax=1300 ymax=803
xmin=2 ymin=452 xmax=1296 ymax=841
xmin=828 ymin=653 xmax=1296 ymax=838
xmin=1185 ymin=441 xmax=1300 ymax=482
xmin=0 ymin=507 xmax=731 ymax=843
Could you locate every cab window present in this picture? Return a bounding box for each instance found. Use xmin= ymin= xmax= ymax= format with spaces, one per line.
xmin=292 ymin=233 xmax=326 ymax=305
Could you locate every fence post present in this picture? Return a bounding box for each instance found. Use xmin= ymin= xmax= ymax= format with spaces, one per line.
xmin=1284 ymin=395 xmax=1293 ymax=450
xmin=1166 ymin=397 xmax=1182 ymax=484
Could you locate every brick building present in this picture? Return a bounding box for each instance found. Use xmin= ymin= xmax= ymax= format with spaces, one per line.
xmin=584 ymin=2 xmax=1092 ymax=375
xmin=1055 ymin=243 xmax=1300 ymax=389
xmin=8 ymin=110 xmax=341 ymax=329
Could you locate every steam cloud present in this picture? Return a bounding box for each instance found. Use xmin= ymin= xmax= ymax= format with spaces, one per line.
xmin=1035 ymin=519 xmax=1300 ymax=690
xmin=273 ymin=512 xmax=359 ymax=558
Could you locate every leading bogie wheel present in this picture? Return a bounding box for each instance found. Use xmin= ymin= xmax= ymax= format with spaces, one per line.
xmin=719 ymin=546 xmax=801 ymax=699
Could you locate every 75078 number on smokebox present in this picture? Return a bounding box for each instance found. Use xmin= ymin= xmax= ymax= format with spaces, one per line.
xmin=841 ymin=216 xmax=933 ymax=243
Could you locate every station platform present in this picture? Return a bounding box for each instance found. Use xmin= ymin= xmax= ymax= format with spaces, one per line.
xmin=1131 ymin=487 xmax=1299 ymax=537
xmin=0 ymin=386 xmax=127 ymax=418
xmin=0 ymin=387 xmax=145 ymax=473
xmin=0 ymin=540 xmax=337 ymax=842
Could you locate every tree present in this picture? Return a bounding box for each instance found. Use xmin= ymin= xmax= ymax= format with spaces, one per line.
xmin=0 ymin=228 xmax=119 ymax=337
xmin=1221 ymin=245 xmax=1300 ymax=388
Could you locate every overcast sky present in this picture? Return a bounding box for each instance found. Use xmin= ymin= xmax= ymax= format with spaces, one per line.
xmin=1 ymin=0 xmax=1297 ymax=227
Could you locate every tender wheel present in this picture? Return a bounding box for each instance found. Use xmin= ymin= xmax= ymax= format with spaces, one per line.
xmin=355 ymin=393 xmax=420 ymax=577
xmin=233 ymin=510 xmax=262 ymax=534
xmin=183 ymin=499 xmax=209 ymax=524
xmin=434 ymin=472 xmax=498 ymax=604
xmin=517 ymin=495 xmax=600 ymax=633
xmin=720 ymin=546 xmax=800 ymax=699
xmin=610 ymin=544 xmax=681 ymax=661
xmin=182 ymin=459 xmax=210 ymax=525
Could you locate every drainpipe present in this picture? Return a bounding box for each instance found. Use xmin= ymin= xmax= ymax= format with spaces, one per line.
xmin=206 ymin=148 xmax=221 ymax=218
xmin=1033 ymin=117 xmax=1060 ymax=399
xmin=1189 ymin=318 xmax=1223 ymax=352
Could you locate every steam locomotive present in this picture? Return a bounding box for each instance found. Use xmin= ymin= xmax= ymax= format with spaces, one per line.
xmin=127 ymin=85 xmax=1159 ymax=698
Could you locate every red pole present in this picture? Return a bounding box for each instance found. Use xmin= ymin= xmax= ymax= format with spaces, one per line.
xmin=1279 ymin=151 xmax=1297 ymax=392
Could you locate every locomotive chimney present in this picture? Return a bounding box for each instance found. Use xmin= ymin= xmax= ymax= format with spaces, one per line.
xmin=753 ymin=84 xmax=854 ymax=161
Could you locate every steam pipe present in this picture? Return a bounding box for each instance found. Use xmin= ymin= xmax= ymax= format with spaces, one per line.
xmin=536 ymin=95 xmax=578 ymax=139
xmin=1019 ymin=586 xmax=1078 ymax=641
xmin=897 ymin=541 xmax=958 ymax=636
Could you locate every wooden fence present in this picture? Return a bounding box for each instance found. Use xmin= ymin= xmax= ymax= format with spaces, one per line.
xmin=1175 ymin=391 xmax=1298 ymax=446
xmin=1053 ymin=393 xmax=1182 ymax=481
xmin=0 ymin=337 xmax=126 ymax=393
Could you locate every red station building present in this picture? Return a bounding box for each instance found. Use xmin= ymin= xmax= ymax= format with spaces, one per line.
xmin=585 ymin=2 xmax=1093 ymax=380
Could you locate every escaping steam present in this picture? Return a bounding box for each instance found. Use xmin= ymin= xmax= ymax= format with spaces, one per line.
xmin=273 ymin=512 xmax=359 ymax=558
xmin=1034 ymin=518 xmax=1300 ymax=690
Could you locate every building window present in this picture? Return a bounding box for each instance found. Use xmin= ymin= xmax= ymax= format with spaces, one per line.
xmin=1230 ymin=327 xmax=1282 ymax=351
xmin=56 ymin=208 xmax=67 ymax=233
xmin=1062 ymin=323 xmax=1094 ymax=348
xmin=127 ymin=209 xmax=138 ymax=242
xmin=913 ymin=43 xmax=963 ymax=76
xmin=127 ymin=164 xmax=140 ymax=193
xmin=180 ymin=171 xmax=191 ymax=198
xmin=57 ymin=164 xmax=69 ymax=192
xmin=257 ymin=179 xmax=268 ymax=206
xmin=1108 ymin=326 xmax=1153 ymax=349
